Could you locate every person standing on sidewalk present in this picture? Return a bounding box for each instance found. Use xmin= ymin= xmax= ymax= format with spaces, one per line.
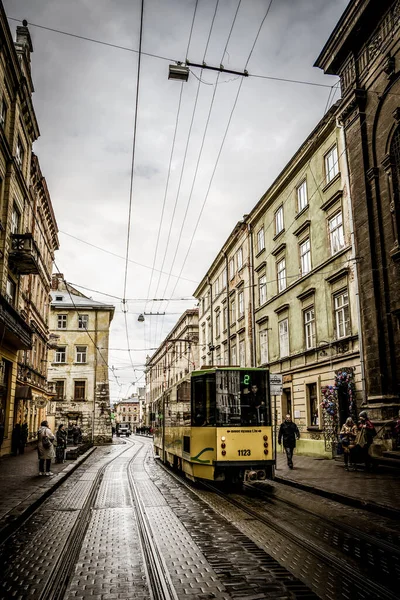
xmin=278 ymin=414 xmax=300 ymax=469
xmin=340 ymin=417 xmax=357 ymax=470
xmin=358 ymin=411 xmax=376 ymax=471
xmin=37 ymin=420 xmax=55 ymax=476
xmin=56 ymin=424 xmax=67 ymax=463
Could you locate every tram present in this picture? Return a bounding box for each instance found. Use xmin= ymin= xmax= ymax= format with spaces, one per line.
xmin=153 ymin=367 xmax=274 ymax=484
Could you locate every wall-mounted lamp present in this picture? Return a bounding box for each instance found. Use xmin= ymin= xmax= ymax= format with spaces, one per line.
xmin=168 ymin=63 xmax=189 ymax=82
xmin=138 ymin=314 xmax=145 ymax=322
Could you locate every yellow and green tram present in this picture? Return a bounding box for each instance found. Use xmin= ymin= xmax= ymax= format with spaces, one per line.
xmin=153 ymin=367 xmax=274 ymax=484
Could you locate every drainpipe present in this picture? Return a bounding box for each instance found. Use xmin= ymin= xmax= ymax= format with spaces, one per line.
xmin=248 ymin=223 xmax=256 ymax=367
xmin=337 ymin=118 xmax=367 ymax=405
xmin=223 ymin=251 xmax=231 ymax=363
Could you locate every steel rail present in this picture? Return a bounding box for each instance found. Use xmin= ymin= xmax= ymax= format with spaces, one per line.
xmin=38 ymin=441 xmax=139 ymax=600
xmin=245 ymin=481 xmax=400 ymax=559
xmin=126 ymin=443 xmax=179 ymax=600
xmin=202 ymin=481 xmax=397 ymax=600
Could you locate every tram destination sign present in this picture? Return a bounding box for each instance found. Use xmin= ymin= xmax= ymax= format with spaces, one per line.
xmin=269 ymin=374 xmax=283 ymax=395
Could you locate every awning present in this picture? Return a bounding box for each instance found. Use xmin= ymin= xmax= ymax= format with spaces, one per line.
xmin=15 ymin=385 xmax=33 ymax=400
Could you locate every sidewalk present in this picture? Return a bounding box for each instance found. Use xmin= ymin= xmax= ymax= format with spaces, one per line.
xmin=274 ymin=452 xmax=400 ymax=518
xmin=0 ymin=443 xmax=96 ymax=543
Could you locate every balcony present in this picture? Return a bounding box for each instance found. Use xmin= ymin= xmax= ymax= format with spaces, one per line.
xmin=9 ymin=233 xmax=40 ymax=275
xmin=0 ymin=293 xmax=32 ymax=350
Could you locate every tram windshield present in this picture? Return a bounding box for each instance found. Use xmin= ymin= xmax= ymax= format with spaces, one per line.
xmin=191 ymin=369 xmax=270 ymax=427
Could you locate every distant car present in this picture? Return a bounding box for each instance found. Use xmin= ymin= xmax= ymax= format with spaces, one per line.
xmin=117 ymin=424 xmax=131 ymax=437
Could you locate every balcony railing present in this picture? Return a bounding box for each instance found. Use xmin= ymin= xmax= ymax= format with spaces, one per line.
xmin=9 ymin=233 xmax=40 ymax=275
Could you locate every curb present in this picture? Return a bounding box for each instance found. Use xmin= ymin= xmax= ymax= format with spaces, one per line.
xmin=0 ymin=446 xmax=97 ymax=545
xmin=274 ymin=474 xmax=400 ymax=520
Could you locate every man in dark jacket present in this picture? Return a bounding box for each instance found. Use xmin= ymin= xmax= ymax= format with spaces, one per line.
xmin=278 ymin=414 xmax=300 ymax=469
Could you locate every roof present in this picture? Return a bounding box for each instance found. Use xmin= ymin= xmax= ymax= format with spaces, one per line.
xmin=50 ymin=291 xmax=115 ymax=310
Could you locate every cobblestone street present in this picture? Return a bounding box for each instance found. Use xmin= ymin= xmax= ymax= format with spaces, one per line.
xmin=0 ymin=436 xmax=399 ymax=600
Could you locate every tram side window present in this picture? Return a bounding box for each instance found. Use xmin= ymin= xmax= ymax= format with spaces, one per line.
xmin=177 ymin=380 xmax=191 ymax=426
xmin=191 ymin=375 xmax=216 ymax=426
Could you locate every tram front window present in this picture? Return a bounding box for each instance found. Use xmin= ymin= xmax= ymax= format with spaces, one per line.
xmin=216 ymin=370 xmax=270 ymax=426
xmin=191 ymin=375 xmax=216 ymax=426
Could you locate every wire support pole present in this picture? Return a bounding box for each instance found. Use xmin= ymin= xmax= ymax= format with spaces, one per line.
xmin=186 ymin=61 xmax=248 ymax=78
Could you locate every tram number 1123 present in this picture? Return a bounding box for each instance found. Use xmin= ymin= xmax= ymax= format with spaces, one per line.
xmin=238 ymin=449 xmax=251 ymax=456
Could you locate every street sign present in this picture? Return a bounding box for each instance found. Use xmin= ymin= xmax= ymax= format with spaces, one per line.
xmin=270 ymin=373 xmax=283 ymax=395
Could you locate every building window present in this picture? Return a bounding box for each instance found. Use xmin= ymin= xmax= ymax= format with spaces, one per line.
xmin=257 ymin=228 xmax=265 ymax=252
xmin=328 ymin=211 xmax=345 ymax=255
xmin=275 ymin=205 xmax=284 ymax=235
xmin=76 ymin=346 xmax=87 ymax=363
xmin=237 ymin=247 xmax=243 ymax=270
xmin=260 ymin=329 xmax=269 ymax=364
xmin=223 ymin=306 xmax=227 ymax=330
xmin=15 ymin=137 xmax=24 ymax=169
xmin=238 ymin=290 xmax=244 ymax=318
xmin=259 ymin=274 xmax=267 ymax=305
xmin=0 ymin=97 xmax=7 ymax=128
xmin=74 ymin=380 xmax=86 ymax=400
xmin=300 ymin=238 xmax=311 ymax=275
xmin=277 ymin=258 xmax=286 ymax=292
xmin=229 ymin=258 xmax=235 ymax=280
xmin=214 ymin=279 xmax=219 ymax=298
xmin=223 ymin=346 xmax=228 ymax=365
xmin=57 ymin=314 xmax=67 ymax=329
xmin=231 ymin=298 xmax=236 ymax=323
xmin=55 ymin=295 xmax=63 ymax=302
xmin=231 ymin=342 xmax=237 ymax=365
xmin=55 ymin=346 xmax=66 ymax=363
xmin=334 ymin=291 xmax=350 ymax=339
xmin=222 ymin=269 xmax=227 ymax=289
xmin=239 ymin=340 xmax=245 ymax=366
xmin=78 ymin=314 xmax=89 ymax=329
xmin=307 ymin=383 xmax=319 ymax=426
xmin=215 ymin=312 xmax=220 ymax=337
xmin=55 ymin=380 xmax=65 ymax=400
xmin=11 ymin=206 xmax=20 ymax=234
xmin=297 ymin=180 xmax=308 ymax=212
xmin=304 ymin=307 xmax=316 ymax=350
xmin=279 ymin=318 xmax=289 ymax=358
xmin=325 ymin=145 xmax=339 ymax=183
xmin=5 ymin=278 xmax=16 ymax=305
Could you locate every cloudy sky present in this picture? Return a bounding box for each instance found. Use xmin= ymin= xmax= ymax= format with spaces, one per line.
xmin=5 ymin=0 xmax=348 ymax=402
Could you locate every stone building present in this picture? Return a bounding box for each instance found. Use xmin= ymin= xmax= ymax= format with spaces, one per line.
xmin=145 ymin=309 xmax=199 ymax=428
xmin=114 ymin=393 xmax=142 ymax=431
xmin=194 ymin=104 xmax=363 ymax=457
xmin=194 ymin=221 xmax=253 ymax=369
xmin=315 ymin=0 xmax=400 ymax=420
xmin=48 ymin=275 xmax=114 ymax=444
xmin=0 ymin=15 xmax=58 ymax=455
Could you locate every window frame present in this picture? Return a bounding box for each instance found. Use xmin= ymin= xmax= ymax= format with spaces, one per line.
xmin=257 ymin=228 xmax=265 ymax=253
xmin=229 ymin=258 xmax=235 ymax=280
xmin=230 ymin=298 xmax=236 ymax=324
xmin=57 ymin=314 xmax=67 ymax=329
xmin=275 ymin=205 xmax=284 ymax=235
xmin=55 ymin=346 xmax=67 ymax=363
xmin=15 ymin=137 xmax=24 ymax=169
xmin=324 ymin=145 xmax=339 ymax=184
xmin=300 ymin=237 xmax=311 ymax=276
xmin=297 ymin=179 xmax=308 ymax=212
xmin=334 ymin=290 xmax=350 ymax=339
xmin=279 ymin=318 xmax=289 ymax=358
xmin=328 ymin=210 xmax=345 ymax=255
xmin=238 ymin=290 xmax=244 ymax=318
xmin=277 ymin=257 xmax=286 ymax=293
xmin=304 ymin=307 xmax=316 ymax=350
xmin=78 ymin=314 xmax=89 ymax=329
xmin=55 ymin=380 xmax=65 ymax=400
xmin=237 ymin=247 xmax=243 ymax=271
xmin=75 ymin=345 xmax=88 ymax=364
xmin=239 ymin=340 xmax=245 ymax=367
xmin=259 ymin=329 xmax=269 ymax=364
xmin=74 ymin=380 xmax=86 ymax=401
xmin=259 ymin=274 xmax=267 ymax=305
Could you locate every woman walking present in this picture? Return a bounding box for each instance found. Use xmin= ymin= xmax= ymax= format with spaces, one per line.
xmin=340 ymin=417 xmax=357 ymax=470
xmin=56 ymin=424 xmax=67 ymax=463
xmin=37 ymin=420 xmax=55 ymax=476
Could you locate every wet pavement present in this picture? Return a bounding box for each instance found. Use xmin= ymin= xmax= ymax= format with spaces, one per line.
xmin=0 ymin=436 xmax=399 ymax=599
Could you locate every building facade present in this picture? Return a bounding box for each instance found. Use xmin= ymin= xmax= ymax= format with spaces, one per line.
xmin=0 ymin=15 xmax=58 ymax=456
xmin=145 ymin=309 xmax=199 ymax=428
xmin=48 ymin=275 xmax=114 ymax=444
xmin=114 ymin=394 xmax=142 ymax=431
xmin=194 ymin=105 xmax=363 ymax=457
xmin=315 ymin=0 xmax=400 ymax=420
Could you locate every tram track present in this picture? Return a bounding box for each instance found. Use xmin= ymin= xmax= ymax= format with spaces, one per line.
xmin=154 ymin=459 xmax=398 ymax=600
xmin=203 ymin=480 xmax=398 ymax=600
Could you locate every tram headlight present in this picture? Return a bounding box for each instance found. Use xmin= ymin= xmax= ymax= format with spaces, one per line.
xmin=221 ymin=436 xmax=226 ymax=441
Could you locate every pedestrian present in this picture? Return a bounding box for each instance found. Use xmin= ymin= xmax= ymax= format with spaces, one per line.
xmin=56 ymin=424 xmax=67 ymax=463
xmin=11 ymin=423 xmax=21 ymax=456
xmin=340 ymin=417 xmax=357 ymax=471
xmin=358 ymin=410 xmax=376 ymax=471
xmin=72 ymin=423 xmax=81 ymax=445
xmin=37 ymin=420 xmax=55 ymax=476
xmin=20 ymin=422 xmax=28 ymax=454
xmin=392 ymin=410 xmax=400 ymax=449
xmin=278 ymin=414 xmax=300 ymax=469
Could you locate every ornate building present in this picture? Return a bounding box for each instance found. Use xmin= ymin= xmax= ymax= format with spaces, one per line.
xmin=48 ymin=275 xmax=114 ymax=444
xmin=315 ymin=0 xmax=400 ymax=420
xmin=0 ymin=14 xmax=58 ymax=455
